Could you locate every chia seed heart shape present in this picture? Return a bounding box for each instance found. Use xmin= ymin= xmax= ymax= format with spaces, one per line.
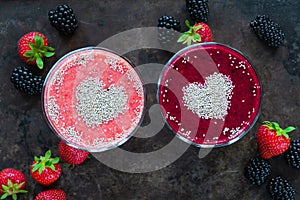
xmin=75 ymin=77 xmax=128 ymax=127
xmin=182 ymin=72 xmax=234 ymax=120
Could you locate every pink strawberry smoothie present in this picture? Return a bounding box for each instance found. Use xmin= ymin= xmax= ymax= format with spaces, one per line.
xmin=158 ymin=43 xmax=261 ymax=147
xmin=43 ymin=47 xmax=144 ymax=152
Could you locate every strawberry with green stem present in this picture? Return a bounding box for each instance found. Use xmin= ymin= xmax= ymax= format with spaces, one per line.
xmin=18 ymin=32 xmax=55 ymax=69
xmin=0 ymin=168 xmax=27 ymax=200
xmin=256 ymin=121 xmax=296 ymax=159
xmin=30 ymin=150 xmax=61 ymax=186
xmin=177 ymin=20 xmax=212 ymax=46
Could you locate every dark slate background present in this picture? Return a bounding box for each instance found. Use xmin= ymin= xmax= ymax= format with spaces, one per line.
xmin=0 ymin=0 xmax=299 ymax=199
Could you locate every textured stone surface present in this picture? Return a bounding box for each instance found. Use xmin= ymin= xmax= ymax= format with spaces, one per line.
xmin=0 ymin=0 xmax=299 ymax=199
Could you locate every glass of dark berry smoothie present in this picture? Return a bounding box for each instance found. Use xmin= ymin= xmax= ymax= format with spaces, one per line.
xmin=157 ymin=42 xmax=261 ymax=147
xmin=42 ymin=47 xmax=145 ymax=152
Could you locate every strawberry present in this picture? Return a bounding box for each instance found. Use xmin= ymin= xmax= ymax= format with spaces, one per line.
xmin=256 ymin=121 xmax=296 ymax=159
xmin=58 ymin=141 xmax=89 ymax=165
xmin=0 ymin=168 xmax=27 ymax=200
xmin=18 ymin=32 xmax=55 ymax=69
xmin=30 ymin=150 xmax=61 ymax=186
xmin=35 ymin=188 xmax=66 ymax=200
xmin=177 ymin=20 xmax=213 ymax=46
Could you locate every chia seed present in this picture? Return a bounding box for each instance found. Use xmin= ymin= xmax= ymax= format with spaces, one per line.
xmin=182 ymin=72 xmax=235 ymax=120
xmin=75 ymin=77 xmax=128 ymax=127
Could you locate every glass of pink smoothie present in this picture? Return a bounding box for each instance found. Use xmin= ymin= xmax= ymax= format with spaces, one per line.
xmin=42 ymin=47 xmax=145 ymax=152
xmin=158 ymin=42 xmax=261 ymax=147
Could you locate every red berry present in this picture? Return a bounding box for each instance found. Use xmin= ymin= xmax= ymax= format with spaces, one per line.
xmin=35 ymin=188 xmax=66 ymax=200
xmin=177 ymin=20 xmax=213 ymax=46
xmin=58 ymin=141 xmax=89 ymax=165
xmin=256 ymin=121 xmax=295 ymax=159
xmin=0 ymin=168 xmax=27 ymax=200
xmin=30 ymin=150 xmax=61 ymax=186
xmin=18 ymin=32 xmax=55 ymax=69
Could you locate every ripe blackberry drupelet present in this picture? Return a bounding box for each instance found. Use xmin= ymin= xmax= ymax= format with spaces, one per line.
xmin=186 ymin=0 xmax=209 ymax=23
xmin=48 ymin=4 xmax=78 ymax=35
xmin=267 ymin=176 xmax=296 ymax=200
xmin=250 ymin=15 xmax=285 ymax=47
xmin=244 ymin=156 xmax=271 ymax=186
xmin=10 ymin=66 xmax=44 ymax=95
xmin=285 ymin=139 xmax=300 ymax=169
xmin=157 ymin=15 xmax=181 ymax=45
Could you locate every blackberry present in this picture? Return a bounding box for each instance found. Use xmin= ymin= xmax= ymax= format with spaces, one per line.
xmin=250 ymin=15 xmax=285 ymax=47
xmin=157 ymin=15 xmax=181 ymax=45
xmin=244 ymin=156 xmax=271 ymax=186
xmin=10 ymin=66 xmax=44 ymax=95
xmin=285 ymin=140 xmax=300 ymax=169
xmin=48 ymin=4 xmax=78 ymax=35
xmin=186 ymin=0 xmax=209 ymax=23
xmin=267 ymin=176 xmax=296 ymax=200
